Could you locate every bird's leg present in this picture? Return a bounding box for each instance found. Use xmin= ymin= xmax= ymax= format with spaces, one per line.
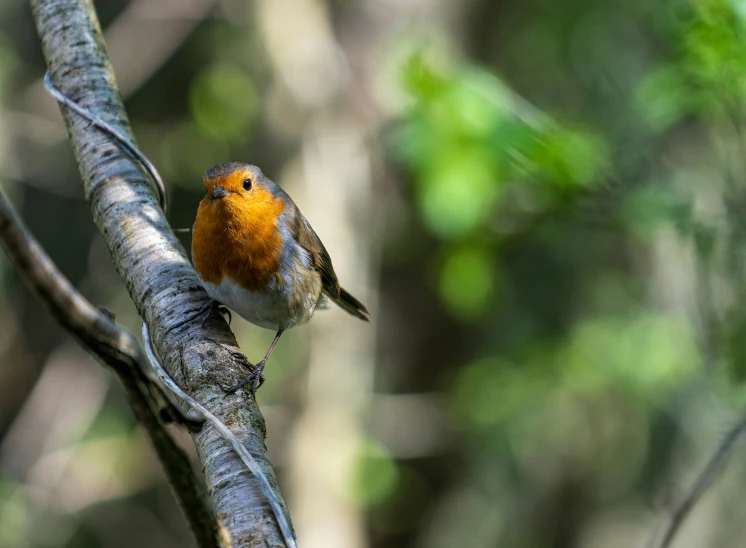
xmin=170 ymin=300 xmax=231 ymax=332
xmin=226 ymin=329 xmax=284 ymax=395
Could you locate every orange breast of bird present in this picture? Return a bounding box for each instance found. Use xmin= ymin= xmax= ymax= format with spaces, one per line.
xmin=192 ymin=182 xmax=286 ymax=292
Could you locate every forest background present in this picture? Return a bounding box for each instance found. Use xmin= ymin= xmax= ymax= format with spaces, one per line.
xmin=0 ymin=0 xmax=744 ymax=547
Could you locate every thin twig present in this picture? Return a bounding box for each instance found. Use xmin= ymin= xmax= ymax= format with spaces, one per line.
xmin=0 ymin=187 xmax=218 ymax=548
xmin=43 ymin=72 xmax=168 ymax=213
xmin=142 ymin=322 xmax=297 ymax=548
xmin=648 ymin=405 xmax=746 ymax=548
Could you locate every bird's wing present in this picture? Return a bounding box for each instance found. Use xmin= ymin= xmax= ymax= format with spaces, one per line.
xmin=283 ymin=199 xmax=370 ymax=321
xmin=287 ymin=207 xmax=341 ymax=298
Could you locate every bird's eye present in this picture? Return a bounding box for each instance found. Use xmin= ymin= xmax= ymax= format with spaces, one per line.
xmin=243 ymin=178 xmax=252 ymax=191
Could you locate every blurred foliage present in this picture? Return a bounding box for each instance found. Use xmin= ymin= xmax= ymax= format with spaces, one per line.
xmin=395 ymin=51 xmax=609 ymax=240
xmin=636 ymin=0 xmax=746 ymax=127
xmin=384 ymin=0 xmax=746 ymax=545
xmin=188 ymin=64 xmax=258 ymax=141
xmin=351 ymin=438 xmax=400 ymax=508
xmin=393 ymin=51 xmax=609 ymax=322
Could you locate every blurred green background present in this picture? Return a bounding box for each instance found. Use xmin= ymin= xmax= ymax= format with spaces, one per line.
xmin=2 ymin=0 xmax=746 ymax=546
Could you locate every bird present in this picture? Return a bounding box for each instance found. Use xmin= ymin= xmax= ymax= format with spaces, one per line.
xmin=190 ymin=162 xmax=369 ymax=393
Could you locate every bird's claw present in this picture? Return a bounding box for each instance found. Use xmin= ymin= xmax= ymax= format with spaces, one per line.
xmin=199 ymin=302 xmax=232 ymax=328
xmin=225 ymin=361 xmax=266 ymax=396
xmin=170 ymin=300 xmax=231 ymax=332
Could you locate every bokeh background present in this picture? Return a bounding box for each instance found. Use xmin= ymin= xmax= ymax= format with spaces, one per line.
xmin=2 ymin=0 xmax=746 ymax=546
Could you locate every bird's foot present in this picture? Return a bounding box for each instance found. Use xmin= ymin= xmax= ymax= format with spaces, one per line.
xmin=199 ymin=301 xmax=232 ymax=327
xmin=171 ymin=300 xmax=231 ymax=332
xmin=225 ymin=360 xmax=266 ymax=396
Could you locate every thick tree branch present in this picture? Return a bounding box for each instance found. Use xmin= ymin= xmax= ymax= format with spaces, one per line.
xmin=0 ymin=187 xmax=218 ymax=548
xmin=30 ymin=0 xmax=294 ymax=545
xmin=142 ymin=323 xmax=296 ymax=546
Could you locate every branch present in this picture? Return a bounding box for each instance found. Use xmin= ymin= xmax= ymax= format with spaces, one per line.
xmin=648 ymin=405 xmax=746 ymax=548
xmin=30 ymin=0 xmax=294 ymax=545
xmin=0 ymin=187 xmax=218 ymax=547
xmin=42 ymin=71 xmax=168 ymax=213
xmin=142 ymin=323 xmax=296 ymax=546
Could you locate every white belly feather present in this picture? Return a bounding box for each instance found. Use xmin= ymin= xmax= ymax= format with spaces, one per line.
xmin=198 ymin=242 xmax=322 ymax=331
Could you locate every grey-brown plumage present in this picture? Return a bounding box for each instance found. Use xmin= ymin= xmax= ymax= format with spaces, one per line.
xmin=288 ymin=211 xmax=370 ymax=322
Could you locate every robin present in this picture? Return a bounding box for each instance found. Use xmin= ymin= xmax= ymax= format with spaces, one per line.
xmin=191 ymin=162 xmax=369 ymax=393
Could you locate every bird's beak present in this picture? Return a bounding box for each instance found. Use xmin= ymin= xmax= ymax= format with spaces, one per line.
xmin=212 ymin=186 xmax=230 ymax=199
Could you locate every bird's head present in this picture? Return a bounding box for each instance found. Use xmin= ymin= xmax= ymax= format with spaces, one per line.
xmin=203 ymin=162 xmax=268 ymax=200
xmin=201 ymin=162 xmax=285 ymax=221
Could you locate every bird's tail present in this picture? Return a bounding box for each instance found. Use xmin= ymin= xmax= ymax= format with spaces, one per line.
xmin=328 ymin=287 xmax=370 ymax=321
